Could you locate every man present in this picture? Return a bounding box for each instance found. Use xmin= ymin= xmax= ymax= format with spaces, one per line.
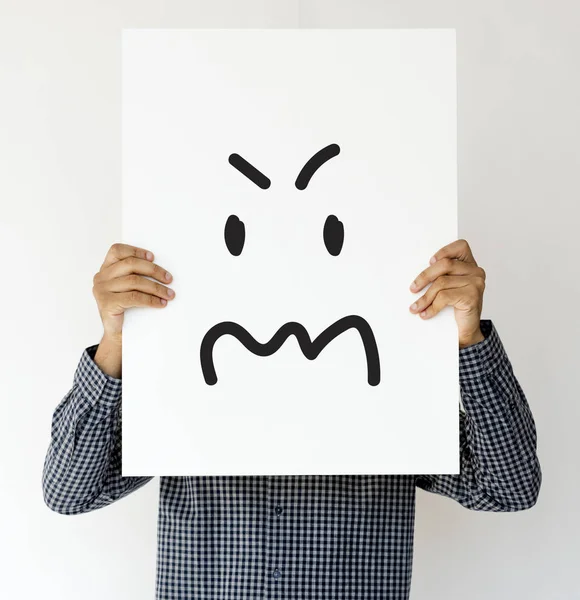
xmin=42 ymin=238 xmax=541 ymax=600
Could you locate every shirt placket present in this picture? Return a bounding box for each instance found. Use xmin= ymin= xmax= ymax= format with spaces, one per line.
xmin=263 ymin=475 xmax=285 ymax=598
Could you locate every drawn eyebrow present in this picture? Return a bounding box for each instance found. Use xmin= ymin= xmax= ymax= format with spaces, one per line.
xmin=228 ymin=153 xmax=271 ymax=189
xmin=295 ymin=144 xmax=341 ymax=190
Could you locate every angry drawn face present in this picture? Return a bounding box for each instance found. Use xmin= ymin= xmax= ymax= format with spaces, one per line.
xmin=200 ymin=144 xmax=381 ymax=387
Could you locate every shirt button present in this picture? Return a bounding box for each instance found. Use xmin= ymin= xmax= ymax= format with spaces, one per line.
xmin=273 ymin=568 xmax=281 ymax=580
xmin=275 ymin=505 xmax=283 ymax=516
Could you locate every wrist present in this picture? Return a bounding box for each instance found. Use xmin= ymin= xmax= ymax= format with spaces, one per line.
xmin=101 ymin=330 xmax=123 ymax=347
xmin=94 ymin=332 xmax=123 ymax=379
xmin=459 ymin=327 xmax=485 ymax=349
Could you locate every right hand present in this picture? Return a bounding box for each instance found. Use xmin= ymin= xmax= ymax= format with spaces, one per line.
xmin=93 ymin=243 xmax=175 ymax=340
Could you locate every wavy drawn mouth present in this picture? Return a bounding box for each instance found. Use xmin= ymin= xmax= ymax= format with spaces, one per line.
xmin=200 ymin=315 xmax=381 ymax=386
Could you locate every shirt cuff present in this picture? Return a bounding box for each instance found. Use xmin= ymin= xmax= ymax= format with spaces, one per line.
xmin=458 ymin=319 xmax=508 ymax=384
xmin=73 ymin=344 xmax=123 ymax=409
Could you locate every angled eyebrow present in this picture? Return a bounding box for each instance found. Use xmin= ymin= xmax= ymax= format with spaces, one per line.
xmin=228 ymin=153 xmax=271 ymax=189
xmin=295 ymin=144 xmax=341 ymax=190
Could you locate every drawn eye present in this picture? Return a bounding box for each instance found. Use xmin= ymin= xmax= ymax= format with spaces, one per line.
xmin=323 ymin=215 xmax=344 ymax=256
xmin=224 ymin=215 xmax=245 ymax=256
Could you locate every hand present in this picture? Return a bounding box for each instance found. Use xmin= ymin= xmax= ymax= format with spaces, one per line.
xmin=409 ymin=239 xmax=486 ymax=348
xmin=92 ymin=243 xmax=175 ymax=377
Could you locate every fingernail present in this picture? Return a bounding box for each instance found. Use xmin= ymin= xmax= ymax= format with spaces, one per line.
xmin=420 ymin=310 xmax=427 ymax=318
xmin=410 ymin=303 xmax=418 ymax=311
xmin=167 ymin=288 xmax=175 ymax=298
xmin=429 ymin=256 xmax=437 ymax=264
xmin=165 ymin=272 xmax=172 ymax=281
xmin=410 ymin=281 xmax=418 ymax=291
xmin=161 ymin=298 xmax=167 ymax=306
xmin=146 ymin=251 xmax=153 ymax=260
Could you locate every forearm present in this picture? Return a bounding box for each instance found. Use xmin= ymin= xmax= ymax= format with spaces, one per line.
xmin=458 ymin=340 xmax=541 ymax=510
xmin=42 ymin=345 xmax=152 ymax=514
xmin=418 ymin=320 xmax=541 ymax=511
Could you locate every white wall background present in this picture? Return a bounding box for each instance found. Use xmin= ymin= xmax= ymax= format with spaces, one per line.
xmin=0 ymin=1 xmax=577 ymax=599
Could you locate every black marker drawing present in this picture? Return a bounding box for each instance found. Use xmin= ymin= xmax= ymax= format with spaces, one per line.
xmin=323 ymin=215 xmax=344 ymax=256
xmin=295 ymin=143 xmax=341 ymax=190
xmin=226 ymin=144 xmax=344 ymax=257
xmin=206 ymin=143 xmax=380 ymax=386
xmin=228 ymin=153 xmax=271 ymax=189
xmin=224 ymin=215 xmax=245 ymax=256
xmin=201 ymin=316 xmax=380 ymax=386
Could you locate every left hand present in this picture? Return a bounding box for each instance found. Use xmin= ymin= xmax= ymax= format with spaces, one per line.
xmin=409 ymin=239 xmax=486 ymax=348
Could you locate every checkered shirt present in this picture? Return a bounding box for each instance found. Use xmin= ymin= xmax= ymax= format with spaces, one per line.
xmin=42 ymin=319 xmax=541 ymax=600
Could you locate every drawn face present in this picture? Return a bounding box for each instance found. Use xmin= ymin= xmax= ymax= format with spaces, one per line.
xmin=199 ymin=144 xmax=381 ymax=387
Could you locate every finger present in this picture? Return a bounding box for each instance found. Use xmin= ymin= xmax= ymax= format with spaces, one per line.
xmin=103 ymin=256 xmax=172 ymax=284
xmin=106 ymin=274 xmax=175 ymax=300
xmin=419 ymin=286 xmax=479 ymax=319
xmin=113 ymin=290 xmax=168 ymax=310
xmin=429 ymin=239 xmax=476 ymax=266
xmin=409 ymin=276 xmax=470 ymax=314
xmin=411 ymin=259 xmax=482 ymax=292
xmin=102 ymin=243 xmax=154 ymax=268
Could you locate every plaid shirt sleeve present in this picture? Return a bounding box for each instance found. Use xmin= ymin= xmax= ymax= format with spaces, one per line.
xmin=42 ymin=345 xmax=153 ymax=514
xmin=416 ymin=319 xmax=542 ymax=511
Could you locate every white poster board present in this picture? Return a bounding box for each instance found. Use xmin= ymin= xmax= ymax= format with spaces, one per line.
xmin=122 ymin=29 xmax=458 ymax=476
